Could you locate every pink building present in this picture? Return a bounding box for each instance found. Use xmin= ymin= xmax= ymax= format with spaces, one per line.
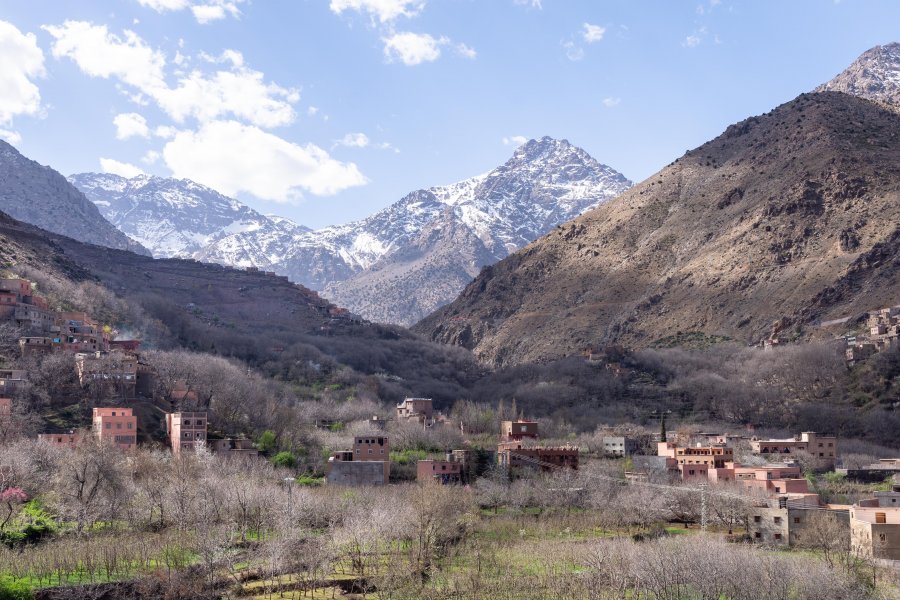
xmin=353 ymin=436 xmax=390 ymax=481
xmin=732 ymin=464 xmax=809 ymax=496
xmin=92 ymin=407 xmax=137 ymax=450
xmin=396 ymin=398 xmax=434 ymax=424
xmin=166 ymin=412 xmax=207 ymax=454
xmin=657 ymin=441 xmax=734 ymax=469
xmin=751 ymin=432 xmax=837 ymax=467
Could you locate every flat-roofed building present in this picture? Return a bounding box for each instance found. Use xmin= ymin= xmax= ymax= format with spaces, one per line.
xmin=501 ymin=420 xmax=539 ymax=441
xmin=751 ymin=432 xmax=837 ymax=467
xmin=417 ymin=458 xmax=462 ymax=484
xmin=850 ymin=506 xmax=900 ymax=560
xmin=166 ymin=411 xmax=207 ymax=454
xmin=92 ymin=407 xmax=137 ymax=450
xmin=396 ymin=398 xmax=434 ymax=425
xmin=38 ymin=432 xmax=80 ymax=448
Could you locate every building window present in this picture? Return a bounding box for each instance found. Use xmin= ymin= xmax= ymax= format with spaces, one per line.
xmin=106 ymin=423 xmax=111 ymax=429
xmin=880 ymin=533 xmax=887 ymax=542
xmin=774 ymin=517 xmax=782 ymax=524
xmin=876 ymin=512 xmax=886 ymax=524
xmin=127 ymin=423 xmax=132 ymax=429
xmin=754 ymin=532 xmax=761 ymax=539
xmin=774 ymin=534 xmax=782 ymax=541
xmin=794 ymin=517 xmax=800 ymax=524
xmin=754 ymin=516 xmax=761 ymax=523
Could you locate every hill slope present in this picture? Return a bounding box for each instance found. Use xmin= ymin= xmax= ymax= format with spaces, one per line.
xmin=816 ymin=42 xmax=900 ymax=109
xmin=0 ymin=142 xmax=149 ymax=255
xmin=415 ymin=92 xmax=900 ymax=367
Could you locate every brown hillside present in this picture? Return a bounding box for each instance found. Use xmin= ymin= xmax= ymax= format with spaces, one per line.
xmin=415 ymin=92 xmax=900 ymax=367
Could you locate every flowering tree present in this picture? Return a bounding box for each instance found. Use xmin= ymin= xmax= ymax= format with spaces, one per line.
xmin=0 ymin=487 xmax=28 ymax=530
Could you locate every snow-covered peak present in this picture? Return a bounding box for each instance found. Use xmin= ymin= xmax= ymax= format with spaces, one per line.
xmin=817 ymin=42 xmax=900 ymax=108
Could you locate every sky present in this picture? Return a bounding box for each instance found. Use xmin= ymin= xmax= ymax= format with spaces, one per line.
xmin=0 ymin=1 xmax=898 ymax=229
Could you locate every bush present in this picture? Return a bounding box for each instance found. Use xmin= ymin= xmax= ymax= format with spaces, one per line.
xmin=257 ymin=430 xmax=276 ymax=454
xmin=0 ymin=578 xmax=32 ymax=600
xmin=271 ymin=451 xmax=296 ymax=468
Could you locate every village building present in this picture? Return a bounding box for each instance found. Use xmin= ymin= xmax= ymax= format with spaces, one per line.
xmin=92 ymin=407 xmax=137 ymax=450
xmin=37 ymin=432 xmax=80 ymax=448
xmin=657 ymin=441 xmax=734 ymax=469
xmin=0 ymin=369 xmax=26 ymax=395
xmin=18 ymin=336 xmax=55 ymax=358
xmin=208 ymin=437 xmax=259 ymax=458
xmin=850 ymin=506 xmax=900 ymax=560
xmin=166 ymin=411 xmax=207 ymax=454
xmin=75 ymin=350 xmax=138 ymax=398
xmin=749 ymin=501 xmax=850 ymax=547
xmin=750 ymin=431 xmax=837 ymax=467
xmin=731 ymin=464 xmax=811 ymax=496
xmin=497 ymin=441 xmax=578 ymax=471
xmin=396 ymin=398 xmax=434 ymax=425
xmin=326 ymin=436 xmax=390 ymax=486
xmin=501 ymin=420 xmax=539 ymax=441
xmin=839 ymin=458 xmax=900 ymax=483
xmin=417 ymin=457 xmax=462 ymax=484
xmin=600 ymin=436 xmax=640 ymax=457
xmin=0 ymin=279 xmax=54 ymax=332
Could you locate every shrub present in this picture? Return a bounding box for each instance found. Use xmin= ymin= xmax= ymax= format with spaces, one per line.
xmin=0 ymin=578 xmax=32 ymax=600
xmin=272 ymin=451 xmax=296 ymax=468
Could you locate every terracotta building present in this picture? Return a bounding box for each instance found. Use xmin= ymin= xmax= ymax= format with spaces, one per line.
xmin=75 ymin=350 xmax=138 ymax=398
xmin=166 ymin=411 xmax=207 ymax=454
xmin=92 ymin=407 xmax=137 ymax=450
xmin=37 ymin=432 xmax=80 ymax=448
xmin=657 ymin=441 xmax=734 ymax=469
xmin=396 ymin=398 xmax=434 ymax=425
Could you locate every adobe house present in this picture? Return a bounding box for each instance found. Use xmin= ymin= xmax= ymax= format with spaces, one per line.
xmin=850 ymin=506 xmax=900 ymax=560
xmin=166 ymin=412 xmax=207 ymax=454
xmin=92 ymin=407 xmax=137 ymax=450
xmin=417 ymin=457 xmax=462 ymax=484
xmin=749 ymin=500 xmax=850 ymax=547
xmin=501 ymin=420 xmax=539 ymax=441
xmin=657 ymin=441 xmax=734 ymax=469
xmin=208 ymin=437 xmax=259 ymax=458
xmin=396 ymin=398 xmax=434 ymax=425
xmin=601 ymin=436 xmax=640 ymax=457
xmin=18 ymin=336 xmax=55 ymax=358
xmin=75 ymin=350 xmax=138 ymax=398
xmin=497 ymin=441 xmax=578 ymax=471
xmin=0 ymin=369 xmax=26 ymax=395
xmin=750 ymin=431 xmax=837 ymax=467
xmin=37 ymin=431 xmax=80 ymax=448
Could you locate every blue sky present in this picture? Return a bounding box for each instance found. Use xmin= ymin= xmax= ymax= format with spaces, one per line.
xmin=0 ymin=0 xmax=898 ymax=228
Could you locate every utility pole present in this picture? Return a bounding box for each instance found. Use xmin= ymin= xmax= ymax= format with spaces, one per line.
xmin=700 ymin=484 xmax=708 ymax=531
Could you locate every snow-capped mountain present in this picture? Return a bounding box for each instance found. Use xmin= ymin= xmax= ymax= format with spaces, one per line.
xmin=817 ymin=42 xmax=900 ymax=108
xmin=69 ymin=173 xmax=307 ymax=260
xmin=73 ymin=137 xmax=630 ymax=326
xmin=319 ymin=136 xmax=632 ymax=325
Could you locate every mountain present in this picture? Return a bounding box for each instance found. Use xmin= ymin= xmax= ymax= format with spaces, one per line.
xmin=0 ymin=141 xmax=148 ymax=255
xmin=76 ymin=137 xmax=630 ymax=326
xmin=817 ymin=42 xmax=900 ymax=109
xmin=321 ymin=138 xmax=632 ymax=324
xmin=69 ymin=173 xmax=308 ymax=261
xmin=415 ymin=91 xmax=900 ymax=367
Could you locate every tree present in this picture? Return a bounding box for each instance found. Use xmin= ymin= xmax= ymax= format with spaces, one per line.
xmin=793 ymin=510 xmax=850 ymax=568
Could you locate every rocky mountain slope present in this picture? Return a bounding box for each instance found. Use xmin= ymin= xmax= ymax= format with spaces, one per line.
xmin=322 ymin=138 xmax=632 ymax=325
xmin=74 ymin=138 xmax=630 ymax=326
xmin=817 ymin=42 xmax=900 ymax=109
xmin=415 ymin=91 xmax=900 ymax=367
xmin=0 ymin=141 xmax=148 ymax=255
xmin=69 ymin=173 xmax=307 ymax=261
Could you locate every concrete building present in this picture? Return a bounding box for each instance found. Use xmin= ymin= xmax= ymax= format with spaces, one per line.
xmin=850 ymin=506 xmax=900 ymax=560
xmin=417 ymin=458 xmax=462 ymax=484
xmin=750 ymin=432 xmax=837 ymax=467
xmin=92 ymin=407 xmax=137 ymax=450
xmin=326 ymin=436 xmax=390 ymax=486
xmin=501 ymin=420 xmax=539 ymax=441
xmin=840 ymin=458 xmax=900 ymax=483
xmin=601 ymin=436 xmax=640 ymax=457
xmin=497 ymin=441 xmax=578 ymax=471
xmin=18 ymin=336 xmax=55 ymax=358
xmin=208 ymin=438 xmax=259 ymax=458
xmin=0 ymin=369 xmax=26 ymax=395
xmin=859 ymin=492 xmax=900 ymax=509
xmin=0 ymin=279 xmax=54 ymax=332
xmin=166 ymin=412 xmax=207 ymax=454
xmin=749 ymin=503 xmax=850 ymax=547
xmin=733 ymin=464 xmax=810 ymax=496
xmin=58 ymin=312 xmax=109 ymax=353
xmin=396 ymin=398 xmax=433 ymax=425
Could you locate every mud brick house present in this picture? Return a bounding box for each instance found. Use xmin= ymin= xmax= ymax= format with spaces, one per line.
xmin=850 ymin=506 xmax=900 ymax=560
xmin=326 ymin=436 xmax=390 ymax=486
xmin=657 ymin=441 xmax=734 ymax=469
xmin=501 ymin=420 xmax=539 ymax=441
xmin=396 ymin=398 xmax=434 ymax=425
xmin=75 ymin=350 xmax=138 ymax=398
xmin=750 ymin=431 xmax=837 ymax=467
xmin=37 ymin=432 xmax=80 ymax=448
xmin=417 ymin=456 xmax=462 ymax=484
xmin=497 ymin=441 xmax=578 ymax=471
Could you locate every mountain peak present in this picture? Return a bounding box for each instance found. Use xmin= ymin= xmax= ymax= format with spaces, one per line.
xmin=816 ymin=41 xmax=900 ymax=108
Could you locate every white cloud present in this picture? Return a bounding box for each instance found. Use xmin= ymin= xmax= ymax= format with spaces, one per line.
xmin=154 ymin=125 xmax=178 ymax=139
xmin=335 ymin=132 xmax=370 ymax=148
xmin=113 ymin=112 xmax=150 ymax=139
xmin=582 ymin=23 xmax=606 ymax=43
xmin=383 ymin=32 xmax=445 ymax=65
xmin=100 ymin=157 xmax=145 ymax=178
xmin=141 ymin=150 xmax=161 ymax=165
xmin=0 ymin=20 xmax=45 ymax=140
xmin=43 ymin=22 xmax=299 ymax=128
xmin=683 ymin=35 xmax=701 ymax=47
xmin=0 ymin=129 xmax=22 ymax=145
xmin=602 ymin=97 xmax=621 ymax=108
xmin=307 ymin=106 xmax=319 ymax=116
xmin=502 ymin=135 xmax=527 ymax=146
xmin=562 ymin=39 xmax=584 ymax=61
xmin=136 ymin=0 xmax=244 ymax=24
xmin=513 ymin=0 xmax=542 ymax=9
xmin=456 ymin=43 xmax=477 ymax=59
xmin=329 ymin=0 xmax=425 ymax=23
xmin=162 ymin=120 xmax=368 ymax=201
